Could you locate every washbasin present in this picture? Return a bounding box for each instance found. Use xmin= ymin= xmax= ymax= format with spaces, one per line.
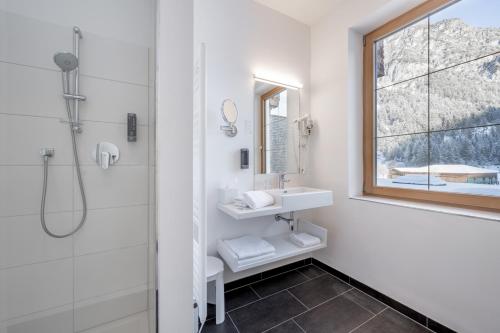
xmin=266 ymin=187 xmax=333 ymax=211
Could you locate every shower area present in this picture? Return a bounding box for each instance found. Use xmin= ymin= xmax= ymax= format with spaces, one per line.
xmin=0 ymin=1 xmax=157 ymax=332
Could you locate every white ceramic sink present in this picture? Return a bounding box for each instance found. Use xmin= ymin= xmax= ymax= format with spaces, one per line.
xmin=266 ymin=187 xmax=333 ymax=211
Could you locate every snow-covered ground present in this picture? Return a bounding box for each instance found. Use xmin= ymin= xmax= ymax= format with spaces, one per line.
xmin=378 ymin=177 xmax=500 ymax=196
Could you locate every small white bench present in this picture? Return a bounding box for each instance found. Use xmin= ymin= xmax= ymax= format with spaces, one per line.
xmin=206 ymin=256 xmax=225 ymax=324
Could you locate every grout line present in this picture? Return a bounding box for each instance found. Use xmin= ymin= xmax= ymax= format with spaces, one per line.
xmin=248 ymin=285 xmax=262 ymax=299
xmin=0 ymin=59 xmax=150 ymax=88
xmin=286 ymin=290 xmax=309 ymax=310
xmin=226 ymin=312 xmax=241 ymax=333
xmin=73 ymin=309 xmax=148 ymax=333
xmin=226 ymin=273 xmax=323 ymax=315
xmin=225 ymin=263 xmax=306 ymax=293
xmin=348 ymin=308 xmax=386 ymax=333
xmin=0 ymin=111 xmax=150 ymax=126
xmin=349 ymin=287 xmax=388 ymax=315
xmin=292 ymin=319 xmax=307 ymax=333
xmin=0 ymin=302 xmax=74 ymax=324
xmin=0 ymin=203 xmax=149 ymax=219
xmin=0 ymin=243 xmax=148 ymax=271
xmin=75 ymin=283 xmax=150 ymax=305
xmin=295 ymin=267 xmax=311 ymax=279
xmin=262 ymin=288 xmax=355 ymax=333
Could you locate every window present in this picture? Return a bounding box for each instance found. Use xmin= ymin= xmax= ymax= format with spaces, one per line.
xmin=260 ymin=87 xmax=288 ymax=174
xmin=363 ymin=0 xmax=500 ymax=210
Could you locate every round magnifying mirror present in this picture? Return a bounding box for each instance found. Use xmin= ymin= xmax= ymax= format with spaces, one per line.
xmin=221 ymin=99 xmax=238 ymax=124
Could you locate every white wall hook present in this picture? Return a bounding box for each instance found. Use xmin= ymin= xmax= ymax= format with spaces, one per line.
xmin=92 ymin=142 xmax=119 ymax=169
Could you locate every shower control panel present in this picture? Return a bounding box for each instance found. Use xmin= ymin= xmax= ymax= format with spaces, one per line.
xmin=128 ymin=113 xmax=137 ymax=142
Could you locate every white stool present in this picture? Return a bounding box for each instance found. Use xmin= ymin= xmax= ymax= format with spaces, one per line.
xmin=206 ymin=256 xmax=225 ymax=324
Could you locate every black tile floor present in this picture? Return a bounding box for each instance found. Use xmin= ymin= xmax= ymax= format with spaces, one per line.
xmin=202 ymin=264 xmax=432 ymax=333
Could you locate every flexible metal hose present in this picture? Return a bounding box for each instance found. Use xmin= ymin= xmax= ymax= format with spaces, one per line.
xmin=40 ymin=73 xmax=87 ymax=238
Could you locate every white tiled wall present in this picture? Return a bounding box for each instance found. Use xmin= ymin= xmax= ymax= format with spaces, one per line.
xmin=0 ymin=4 xmax=155 ymax=332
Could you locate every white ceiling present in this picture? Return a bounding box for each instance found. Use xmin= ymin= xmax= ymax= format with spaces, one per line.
xmin=253 ymin=0 xmax=343 ymax=26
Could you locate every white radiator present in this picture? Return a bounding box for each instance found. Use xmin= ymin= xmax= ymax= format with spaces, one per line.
xmin=193 ymin=43 xmax=207 ymax=325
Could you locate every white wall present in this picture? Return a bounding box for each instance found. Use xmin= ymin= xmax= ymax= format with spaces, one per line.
xmin=194 ymin=0 xmax=311 ymax=282
xmin=0 ymin=1 xmax=156 ymax=332
xmin=156 ymin=0 xmax=194 ymax=332
xmin=309 ymin=1 xmax=500 ymax=332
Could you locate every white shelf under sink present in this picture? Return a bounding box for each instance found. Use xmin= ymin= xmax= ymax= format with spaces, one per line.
xmin=217 ymin=221 xmax=327 ymax=272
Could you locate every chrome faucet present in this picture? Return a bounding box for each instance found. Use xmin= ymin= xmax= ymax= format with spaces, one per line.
xmin=278 ymin=173 xmax=290 ymax=189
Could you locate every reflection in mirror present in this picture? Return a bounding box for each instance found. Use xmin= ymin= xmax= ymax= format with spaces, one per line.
xmin=254 ymin=81 xmax=300 ymax=174
xmin=222 ymin=99 xmax=238 ymax=123
xmin=220 ymin=99 xmax=238 ymax=137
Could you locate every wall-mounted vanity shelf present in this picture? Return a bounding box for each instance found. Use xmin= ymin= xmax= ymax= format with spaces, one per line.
xmin=217 ymin=187 xmax=333 ymax=220
xmin=217 ymin=221 xmax=327 ymax=272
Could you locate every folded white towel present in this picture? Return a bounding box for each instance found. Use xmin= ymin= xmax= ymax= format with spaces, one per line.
xmin=290 ymin=233 xmax=321 ymax=248
xmin=243 ymin=191 xmax=274 ymax=209
xmin=224 ymin=235 xmax=276 ymax=260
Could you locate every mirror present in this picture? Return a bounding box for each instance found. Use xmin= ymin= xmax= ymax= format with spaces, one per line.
xmin=254 ymin=80 xmax=300 ymax=174
xmin=220 ymin=99 xmax=238 ymax=137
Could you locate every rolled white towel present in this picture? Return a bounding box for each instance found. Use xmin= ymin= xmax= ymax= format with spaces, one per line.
xmin=290 ymin=232 xmax=321 ymax=248
xmin=243 ymin=191 xmax=274 ymax=209
xmin=225 ymin=235 xmax=275 ymax=260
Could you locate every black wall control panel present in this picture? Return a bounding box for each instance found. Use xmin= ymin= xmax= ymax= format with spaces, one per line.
xmin=240 ymin=148 xmax=249 ymax=169
xmin=127 ymin=113 xmax=137 ymax=142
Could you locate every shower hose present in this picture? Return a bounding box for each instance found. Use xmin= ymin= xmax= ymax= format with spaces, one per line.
xmin=40 ymin=96 xmax=87 ymax=238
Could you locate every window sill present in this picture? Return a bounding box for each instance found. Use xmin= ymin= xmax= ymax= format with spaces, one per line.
xmin=349 ymin=195 xmax=500 ymax=222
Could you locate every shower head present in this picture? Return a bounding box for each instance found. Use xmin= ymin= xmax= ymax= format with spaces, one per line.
xmin=53 ymin=52 xmax=78 ymax=72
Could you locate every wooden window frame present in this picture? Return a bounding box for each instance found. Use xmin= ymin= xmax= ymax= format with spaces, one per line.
xmin=363 ymin=0 xmax=500 ymax=211
xmin=259 ymin=86 xmax=286 ymax=174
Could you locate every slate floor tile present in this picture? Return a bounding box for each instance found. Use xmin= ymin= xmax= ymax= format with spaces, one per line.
xmin=289 ymin=274 xmax=351 ymax=308
xmin=265 ymin=319 xmax=304 ymax=333
xmin=353 ymin=308 xmax=431 ymax=333
xmin=295 ymin=295 xmax=373 ymax=333
xmin=251 ymin=270 xmax=309 ymax=297
xmin=297 ymin=265 xmax=326 ymax=279
xmin=344 ymin=288 xmax=387 ymax=314
xmin=202 ymin=315 xmax=238 ymax=333
xmin=229 ymin=291 xmax=307 ymax=333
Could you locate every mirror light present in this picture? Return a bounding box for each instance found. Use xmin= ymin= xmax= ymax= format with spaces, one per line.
xmin=253 ymin=74 xmax=303 ymax=90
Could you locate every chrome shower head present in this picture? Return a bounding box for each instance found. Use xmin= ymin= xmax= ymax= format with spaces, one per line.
xmin=53 ymin=52 xmax=78 ymax=72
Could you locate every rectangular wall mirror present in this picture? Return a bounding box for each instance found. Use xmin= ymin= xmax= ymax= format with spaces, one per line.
xmin=254 ymin=79 xmax=301 ymax=174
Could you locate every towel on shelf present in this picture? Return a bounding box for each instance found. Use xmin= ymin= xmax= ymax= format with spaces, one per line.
xmin=290 ymin=232 xmax=321 ymax=248
xmin=232 ymin=197 xmax=249 ymax=209
xmin=235 ymin=252 xmax=276 ymax=266
xmin=224 ymin=235 xmax=275 ymax=260
xmin=243 ymin=191 xmax=274 ymax=209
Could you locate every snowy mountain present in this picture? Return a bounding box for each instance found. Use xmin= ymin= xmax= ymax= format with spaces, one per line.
xmin=376 ymin=18 xmax=500 ymax=169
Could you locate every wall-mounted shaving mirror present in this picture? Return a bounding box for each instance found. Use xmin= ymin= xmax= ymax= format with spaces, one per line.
xmin=254 ymin=79 xmax=301 ymax=174
xmin=220 ymin=99 xmax=238 ymax=137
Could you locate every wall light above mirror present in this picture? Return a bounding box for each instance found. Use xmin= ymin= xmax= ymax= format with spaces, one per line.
xmin=254 ymin=75 xmax=303 ymax=175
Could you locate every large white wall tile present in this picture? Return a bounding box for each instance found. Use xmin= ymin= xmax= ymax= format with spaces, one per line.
xmin=74 ymin=245 xmax=147 ymax=301
xmin=74 ymin=285 xmax=148 ymax=332
xmin=0 ymin=259 xmax=73 ymax=321
xmin=0 ymin=114 xmax=73 ymax=165
xmin=74 ymin=206 xmax=148 ymax=256
xmin=78 ymin=122 xmax=148 ymax=166
xmin=79 ymin=31 xmax=148 ymax=85
xmin=79 ymin=311 xmax=149 ymax=333
xmin=74 ymin=166 xmax=148 ymax=210
xmin=0 ymin=304 xmax=73 ymax=333
xmin=0 ymin=62 xmax=64 ymax=119
xmin=0 ymin=11 xmax=71 ymax=71
xmin=79 ymin=75 xmax=148 ymax=125
xmin=0 ymin=62 xmax=149 ymax=125
xmin=0 ymin=165 xmax=73 ymax=217
xmin=0 ymin=11 xmax=148 ymax=85
xmin=0 ymin=213 xmax=73 ymax=269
